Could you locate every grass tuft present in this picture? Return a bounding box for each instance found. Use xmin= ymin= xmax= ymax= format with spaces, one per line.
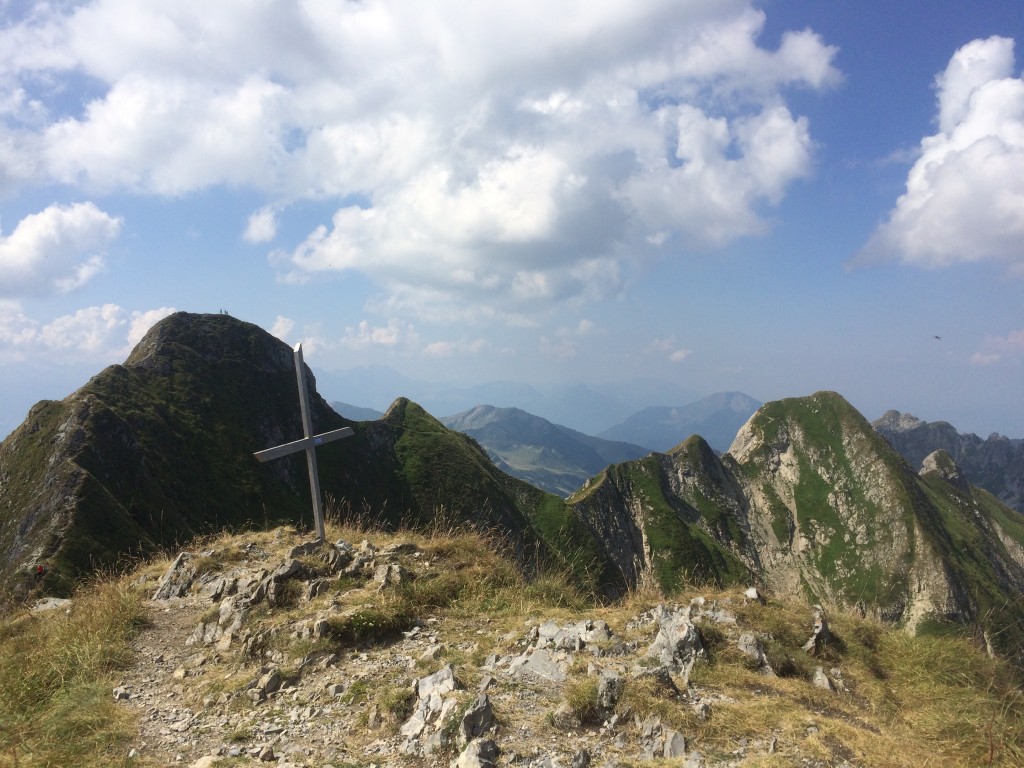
xmin=0 ymin=579 xmax=148 ymax=767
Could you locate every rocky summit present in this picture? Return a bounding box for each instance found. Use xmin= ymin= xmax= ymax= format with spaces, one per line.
xmin=5 ymin=523 xmax=1023 ymax=767
xmin=2 ymin=312 xmax=1024 ymax=662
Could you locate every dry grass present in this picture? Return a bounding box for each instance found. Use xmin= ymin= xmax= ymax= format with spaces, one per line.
xmin=3 ymin=521 xmax=1024 ymax=767
xmin=0 ymin=579 xmax=148 ymax=768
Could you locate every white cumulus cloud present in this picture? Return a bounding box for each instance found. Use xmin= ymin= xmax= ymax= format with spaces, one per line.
xmin=245 ymin=207 xmax=279 ymax=243
xmin=0 ymin=0 xmax=839 ymax=318
xmin=270 ymin=315 xmax=295 ymax=342
xmin=0 ymin=202 xmax=122 ymax=297
xmin=859 ymin=37 xmax=1024 ymax=272
xmin=0 ymin=303 xmax=175 ymax=364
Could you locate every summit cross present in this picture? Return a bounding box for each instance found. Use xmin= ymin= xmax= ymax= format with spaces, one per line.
xmin=253 ymin=343 xmax=353 ymax=541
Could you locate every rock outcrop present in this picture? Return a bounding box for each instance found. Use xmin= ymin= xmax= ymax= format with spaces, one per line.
xmin=570 ymin=392 xmax=1024 ymax=657
xmin=874 ymin=409 xmax=1024 ymax=513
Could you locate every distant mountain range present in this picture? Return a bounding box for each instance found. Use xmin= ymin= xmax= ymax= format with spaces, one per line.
xmin=873 ymin=410 xmax=1024 ymax=513
xmin=598 ymin=391 xmax=762 ymax=453
xmin=314 ymin=366 xmax=697 ymax=435
xmin=336 ymin=392 xmax=761 ymax=496
xmin=3 ymin=313 xmax=1024 ymax=661
xmin=330 ymin=401 xmax=385 ymax=421
xmin=440 ymin=405 xmax=650 ymax=497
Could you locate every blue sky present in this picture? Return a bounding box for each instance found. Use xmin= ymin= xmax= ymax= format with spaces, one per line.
xmin=1 ymin=0 xmax=1022 ymax=441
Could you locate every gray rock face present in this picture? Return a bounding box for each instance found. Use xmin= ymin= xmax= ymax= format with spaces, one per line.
xmin=456 ymin=738 xmax=498 ymax=768
xmin=153 ymin=552 xmax=196 ymax=600
xmin=645 ymin=606 xmax=704 ymax=681
xmin=874 ymin=409 xmax=1024 ymax=513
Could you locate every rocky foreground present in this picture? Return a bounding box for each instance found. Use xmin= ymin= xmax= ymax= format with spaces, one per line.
xmin=69 ymin=525 xmax=1019 ymax=768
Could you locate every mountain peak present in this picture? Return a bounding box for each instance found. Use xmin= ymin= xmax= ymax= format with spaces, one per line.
xmin=920 ymin=449 xmax=971 ymax=494
xmin=873 ymin=409 xmax=926 ymax=432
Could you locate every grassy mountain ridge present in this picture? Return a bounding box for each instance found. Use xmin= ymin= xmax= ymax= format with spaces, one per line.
xmin=570 ymin=391 xmax=1024 ymax=661
xmin=0 ymin=313 xmax=611 ymax=598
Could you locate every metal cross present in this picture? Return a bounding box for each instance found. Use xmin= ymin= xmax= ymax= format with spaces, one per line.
xmin=254 ymin=343 xmax=353 ymax=541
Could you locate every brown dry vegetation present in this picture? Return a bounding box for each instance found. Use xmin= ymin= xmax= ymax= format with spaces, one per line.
xmin=1 ymin=517 xmax=1021 ymax=767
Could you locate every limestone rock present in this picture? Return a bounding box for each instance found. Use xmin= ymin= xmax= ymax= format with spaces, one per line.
xmin=802 ymin=609 xmax=830 ymax=655
xmin=455 ymin=738 xmax=498 ymax=768
xmin=737 ymin=632 xmax=774 ymax=676
xmin=812 ymin=666 xmax=834 ymax=691
xmin=374 ymin=562 xmax=411 ymax=589
xmin=510 ymin=648 xmax=568 ymax=682
xmin=153 ymin=552 xmax=196 ymax=600
xmin=401 ymin=664 xmax=461 ymax=741
xmin=744 ymin=586 xmax=766 ymax=605
xmin=597 ymin=669 xmax=624 ymax=709
xmin=663 ymin=729 xmax=687 ymax=757
xmin=645 ymin=605 xmax=704 ymax=681
xmin=459 ymin=693 xmax=494 ymax=744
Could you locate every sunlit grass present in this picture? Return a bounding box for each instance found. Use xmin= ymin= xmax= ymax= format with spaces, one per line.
xmin=2 ymin=518 xmax=1023 ymax=767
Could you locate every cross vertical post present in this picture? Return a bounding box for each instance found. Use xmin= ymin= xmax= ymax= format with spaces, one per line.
xmin=253 ymin=344 xmax=353 ymax=541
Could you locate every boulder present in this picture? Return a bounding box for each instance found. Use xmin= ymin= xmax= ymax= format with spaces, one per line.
xmin=645 ymin=606 xmax=704 ymax=681
xmin=454 ymin=741 xmax=497 ymax=768
xmin=802 ymin=608 xmax=830 ymax=655
xmin=459 ymin=693 xmax=494 ymax=744
xmin=455 ymin=738 xmax=498 ymax=768
xmin=737 ymin=632 xmax=774 ymax=676
xmin=812 ymin=666 xmax=834 ymax=691
xmin=400 ymin=664 xmax=461 ymax=740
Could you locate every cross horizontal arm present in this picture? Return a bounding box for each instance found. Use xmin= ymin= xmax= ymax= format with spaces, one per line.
xmin=253 ymin=426 xmax=354 ymax=463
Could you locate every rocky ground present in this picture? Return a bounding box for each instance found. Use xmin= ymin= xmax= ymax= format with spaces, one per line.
xmin=106 ymin=528 xmax=860 ymax=768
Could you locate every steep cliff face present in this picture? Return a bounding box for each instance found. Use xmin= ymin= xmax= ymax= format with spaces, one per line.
xmin=569 ymin=437 xmax=752 ymax=593
xmin=0 ymin=313 xmax=607 ymax=596
xmin=571 ymin=392 xmax=1024 ymax=657
xmin=728 ymin=393 xmax=965 ymax=622
xmin=874 ymin=410 xmax=1024 ymax=513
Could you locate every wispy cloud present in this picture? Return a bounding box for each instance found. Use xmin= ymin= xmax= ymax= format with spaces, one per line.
xmin=646 ymin=334 xmax=693 ymax=363
xmin=971 ymin=328 xmax=1024 ymax=366
xmin=340 ymin=319 xmax=419 ymax=350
